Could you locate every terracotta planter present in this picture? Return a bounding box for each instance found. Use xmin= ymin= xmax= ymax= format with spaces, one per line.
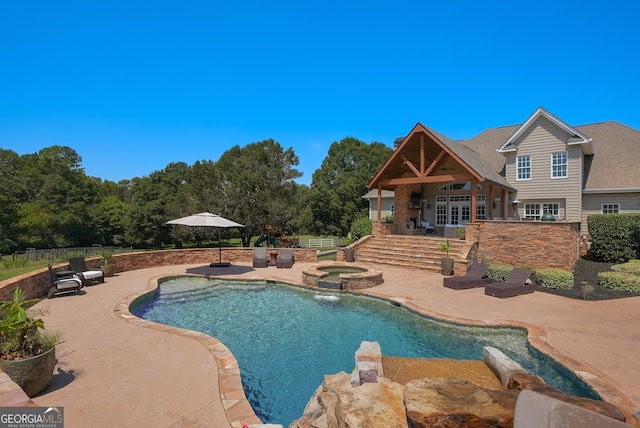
xmin=0 ymin=347 xmax=55 ymax=397
xmin=101 ymin=264 xmax=116 ymax=277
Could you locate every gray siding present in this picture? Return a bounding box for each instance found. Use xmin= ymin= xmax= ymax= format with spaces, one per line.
xmin=581 ymin=192 xmax=640 ymax=234
xmin=505 ymin=116 xmax=583 ymax=221
xmin=368 ymin=198 xmax=394 ymax=220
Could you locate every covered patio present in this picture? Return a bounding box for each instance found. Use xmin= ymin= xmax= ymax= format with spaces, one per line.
xmin=368 ymin=123 xmax=517 ymax=236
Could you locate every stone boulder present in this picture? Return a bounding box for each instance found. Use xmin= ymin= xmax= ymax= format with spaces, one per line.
xmin=337 ymin=382 xmax=407 ymax=428
xmin=404 ymin=377 xmax=518 ymax=428
xmin=290 ymin=372 xmax=407 ymax=428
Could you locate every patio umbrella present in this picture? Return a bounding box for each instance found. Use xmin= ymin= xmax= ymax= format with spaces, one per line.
xmin=166 ymin=212 xmax=244 ymax=267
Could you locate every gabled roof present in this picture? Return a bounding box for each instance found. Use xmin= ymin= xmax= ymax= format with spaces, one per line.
xmin=362 ymin=189 xmax=395 ymax=199
xmin=497 ymin=107 xmax=594 ymax=155
xmin=368 ymin=122 xmax=515 ymax=191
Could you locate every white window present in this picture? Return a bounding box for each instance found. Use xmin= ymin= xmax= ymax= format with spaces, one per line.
xmin=439 ymin=182 xmax=483 ymax=191
xmin=551 ymin=151 xmax=567 ymax=178
xmin=476 ymin=195 xmax=486 ymax=219
xmin=517 ymin=155 xmax=531 ymax=180
xmin=602 ymin=204 xmax=620 ymax=214
xmin=524 ymin=203 xmax=540 ymax=220
xmin=524 ymin=203 xmax=560 ymax=220
xmin=436 ymin=196 xmax=447 ymax=225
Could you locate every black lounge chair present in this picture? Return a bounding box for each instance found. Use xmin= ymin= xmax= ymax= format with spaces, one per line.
xmin=253 ymin=247 xmax=268 ymax=268
xmin=68 ymin=256 xmax=105 ymax=286
xmin=443 ymin=263 xmax=493 ymax=290
xmin=277 ymin=249 xmax=294 ymax=268
xmin=484 ymin=268 xmax=534 ymax=298
xmin=47 ymin=264 xmax=82 ymax=298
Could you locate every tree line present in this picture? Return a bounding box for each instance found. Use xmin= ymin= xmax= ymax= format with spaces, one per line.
xmin=0 ymin=138 xmax=392 ymax=252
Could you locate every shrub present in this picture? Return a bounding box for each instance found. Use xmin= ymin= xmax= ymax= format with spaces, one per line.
xmin=611 ymin=260 xmax=640 ymax=275
xmin=349 ymin=216 xmax=372 ymax=241
xmin=381 ymin=214 xmax=394 ymax=224
xmin=588 ymin=213 xmax=640 ymax=263
xmin=534 ymin=268 xmax=574 ymax=290
xmin=598 ymin=271 xmax=640 ymax=292
xmin=486 ymin=263 xmax=513 ymax=281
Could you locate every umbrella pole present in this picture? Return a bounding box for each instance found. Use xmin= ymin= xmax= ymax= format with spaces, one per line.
xmin=210 ymin=228 xmax=230 ymax=267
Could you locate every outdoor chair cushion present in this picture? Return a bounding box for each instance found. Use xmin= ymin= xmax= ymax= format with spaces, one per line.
xmin=277 ymin=249 xmax=294 ymax=268
xmin=47 ymin=264 xmax=83 ymax=298
xmin=253 ymin=247 xmax=268 ymax=268
xmin=68 ymin=256 xmax=105 ymax=285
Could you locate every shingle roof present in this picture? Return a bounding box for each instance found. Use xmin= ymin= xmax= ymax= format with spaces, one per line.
xmin=458 ymin=120 xmax=640 ymax=191
xmin=423 ymin=125 xmax=514 ymax=189
xmin=575 ymin=121 xmax=640 ymax=190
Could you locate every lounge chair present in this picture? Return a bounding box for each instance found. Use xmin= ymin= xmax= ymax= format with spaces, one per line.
xmin=253 ymin=247 xmax=268 ymax=268
xmin=484 ymin=268 xmax=534 ymax=298
xmin=47 ymin=264 xmax=82 ymax=298
xmin=68 ymin=256 xmax=105 ymax=286
xmin=421 ymin=221 xmax=435 ymax=234
xmin=277 ymin=249 xmax=294 ymax=268
xmin=443 ymin=262 xmax=493 ymax=290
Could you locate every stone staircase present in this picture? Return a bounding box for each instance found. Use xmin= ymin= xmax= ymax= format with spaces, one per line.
xmin=354 ymin=235 xmax=468 ymax=272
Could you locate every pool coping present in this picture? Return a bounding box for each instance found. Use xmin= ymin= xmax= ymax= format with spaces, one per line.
xmin=114 ymin=272 xmax=640 ymax=426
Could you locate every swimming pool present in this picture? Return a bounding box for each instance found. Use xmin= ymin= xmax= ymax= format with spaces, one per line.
xmin=131 ymin=277 xmax=598 ymax=426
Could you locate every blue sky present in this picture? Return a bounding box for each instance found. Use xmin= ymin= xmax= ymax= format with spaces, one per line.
xmin=2 ymin=1 xmax=639 ymax=186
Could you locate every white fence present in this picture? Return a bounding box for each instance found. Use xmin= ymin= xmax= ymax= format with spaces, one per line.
xmin=304 ymin=238 xmax=338 ymax=248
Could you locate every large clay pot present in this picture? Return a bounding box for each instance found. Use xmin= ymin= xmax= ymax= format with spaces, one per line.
xmin=441 ymin=258 xmax=454 ymax=276
xmin=0 ymin=347 xmax=55 ymax=397
xmin=344 ymin=247 xmax=355 ymax=262
xmin=101 ymin=264 xmax=116 ymax=277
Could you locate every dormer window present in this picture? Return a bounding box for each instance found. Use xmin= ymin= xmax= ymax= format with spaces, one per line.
xmin=517 ymin=155 xmax=531 ymax=180
xmin=551 ymin=151 xmax=567 ymax=178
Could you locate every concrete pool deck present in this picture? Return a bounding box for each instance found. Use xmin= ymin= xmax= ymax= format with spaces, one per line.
xmin=30 ymin=262 xmax=640 ymax=427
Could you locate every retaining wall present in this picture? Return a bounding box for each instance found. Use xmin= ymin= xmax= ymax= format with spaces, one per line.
xmin=0 ymin=248 xmax=318 ymax=301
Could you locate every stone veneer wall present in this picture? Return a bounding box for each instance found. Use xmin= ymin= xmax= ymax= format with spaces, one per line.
xmin=466 ymin=221 xmax=580 ymax=270
xmin=394 ymin=184 xmax=422 ymax=235
xmin=0 ymin=248 xmax=317 ymax=301
xmin=372 ymin=220 xmax=396 ymax=235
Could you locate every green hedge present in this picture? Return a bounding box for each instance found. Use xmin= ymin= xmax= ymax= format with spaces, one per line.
xmin=533 ymin=268 xmax=574 ymax=290
xmin=486 ymin=263 xmax=513 ymax=281
xmin=611 ymin=260 xmax=640 ymax=275
xmin=588 ymin=213 xmax=640 ymax=263
xmin=597 ymin=271 xmax=640 ymax=292
xmin=349 ymin=216 xmax=372 ymax=240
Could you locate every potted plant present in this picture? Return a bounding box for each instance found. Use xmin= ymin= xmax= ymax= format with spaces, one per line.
xmin=454 ymin=227 xmax=466 ymax=240
xmin=343 ymin=233 xmax=356 ymax=262
xmin=100 ymin=251 xmax=116 ymax=277
xmin=0 ymin=287 xmax=61 ymax=397
xmin=439 ymin=239 xmax=454 ymax=275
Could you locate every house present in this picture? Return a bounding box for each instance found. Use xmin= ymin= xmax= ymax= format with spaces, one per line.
xmin=362 ymin=189 xmax=394 ymax=220
xmin=368 ymin=107 xmax=640 ymax=237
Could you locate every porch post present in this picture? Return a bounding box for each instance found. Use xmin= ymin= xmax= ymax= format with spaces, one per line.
xmin=377 ymin=185 xmax=382 ymax=221
xmin=471 ymin=178 xmax=477 ymax=223
xmin=501 ymin=188 xmax=508 ymax=219
xmin=488 ymin=184 xmax=494 ymax=219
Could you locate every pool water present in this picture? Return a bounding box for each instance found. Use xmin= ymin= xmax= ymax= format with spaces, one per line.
xmin=132 ymin=277 xmax=598 ymax=426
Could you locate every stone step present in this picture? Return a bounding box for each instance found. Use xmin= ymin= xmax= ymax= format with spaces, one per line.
xmin=352 ymin=235 xmax=464 ymax=271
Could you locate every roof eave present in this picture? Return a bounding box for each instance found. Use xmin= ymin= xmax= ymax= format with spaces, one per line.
xmin=583 ymin=188 xmax=640 ymax=194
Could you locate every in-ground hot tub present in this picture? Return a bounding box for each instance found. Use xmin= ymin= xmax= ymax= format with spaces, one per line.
xmin=302 ymin=262 xmax=383 ymax=290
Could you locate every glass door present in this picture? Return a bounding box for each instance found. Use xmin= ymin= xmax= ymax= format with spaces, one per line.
xmin=449 ymin=203 xmax=470 ymax=225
